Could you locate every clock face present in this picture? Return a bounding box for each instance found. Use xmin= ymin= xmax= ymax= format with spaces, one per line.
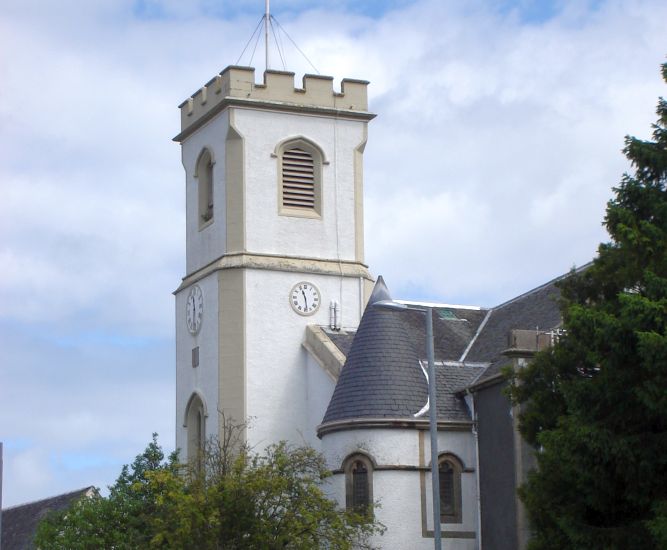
xmin=186 ymin=285 xmax=204 ymax=334
xmin=290 ymin=282 xmax=321 ymax=316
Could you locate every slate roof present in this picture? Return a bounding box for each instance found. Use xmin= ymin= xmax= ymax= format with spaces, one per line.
xmin=1 ymin=487 xmax=95 ymax=550
xmin=401 ymin=306 xmax=488 ymax=362
xmin=323 ymin=328 xmax=356 ymax=357
xmin=433 ymin=362 xmax=487 ymax=420
xmin=322 ymin=277 xmax=429 ymax=423
xmin=323 ymin=305 xmax=487 ymax=364
xmin=318 ymin=272 xmax=568 ymax=427
xmin=465 ymin=277 xmax=563 ymax=382
xmin=322 ymin=278 xmax=488 ymax=425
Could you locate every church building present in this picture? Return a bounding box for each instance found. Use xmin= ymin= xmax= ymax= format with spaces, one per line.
xmin=173 ymin=65 xmax=565 ymax=550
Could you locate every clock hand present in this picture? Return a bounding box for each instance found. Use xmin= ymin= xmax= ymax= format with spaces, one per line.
xmin=301 ymin=290 xmax=308 ymax=309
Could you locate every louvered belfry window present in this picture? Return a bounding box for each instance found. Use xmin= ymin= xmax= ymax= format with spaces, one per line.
xmin=282 ymin=147 xmax=315 ymax=209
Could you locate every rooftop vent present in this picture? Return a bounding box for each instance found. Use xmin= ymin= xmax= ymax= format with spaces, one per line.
xmin=436 ymin=309 xmax=458 ymax=320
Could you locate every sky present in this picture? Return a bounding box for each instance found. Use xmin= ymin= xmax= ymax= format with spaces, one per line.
xmin=0 ymin=0 xmax=665 ymax=507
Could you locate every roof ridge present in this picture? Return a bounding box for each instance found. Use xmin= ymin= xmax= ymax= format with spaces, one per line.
xmin=465 ymin=364 xmax=491 ymax=390
xmin=459 ymin=309 xmax=493 ymax=362
xmin=491 ymin=262 xmax=591 ymax=311
xmin=2 ymin=486 xmax=95 ymax=511
xmin=395 ymin=299 xmax=484 ymax=311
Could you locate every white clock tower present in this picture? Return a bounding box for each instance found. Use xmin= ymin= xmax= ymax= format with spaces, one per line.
xmin=174 ymin=66 xmax=375 ymax=459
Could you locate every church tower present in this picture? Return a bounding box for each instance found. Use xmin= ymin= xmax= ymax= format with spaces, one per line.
xmin=174 ymin=66 xmax=375 ymax=459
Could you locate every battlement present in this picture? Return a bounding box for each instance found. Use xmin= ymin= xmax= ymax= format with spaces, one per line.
xmin=176 ymin=66 xmax=371 ymax=139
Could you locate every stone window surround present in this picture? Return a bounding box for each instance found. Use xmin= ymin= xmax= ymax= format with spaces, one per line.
xmin=184 ymin=391 xmax=208 ymax=466
xmin=273 ymin=136 xmax=328 ymax=219
xmin=342 ymin=451 xmax=375 ymax=514
xmin=195 ymin=148 xmax=215 ymax=230
xmin=438 ymin=452 xmax=464 ymax=524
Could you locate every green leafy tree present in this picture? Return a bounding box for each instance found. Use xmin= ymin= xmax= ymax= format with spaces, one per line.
xmin=35 ymin=434 xmax=180 ymax=549
xmin=36 ymin=423 xmax=382 ymax=549
xmin=509 ymin=62 xmax=667 ymax=549
xmin=149 ymin=440 xmax=381 ymax=549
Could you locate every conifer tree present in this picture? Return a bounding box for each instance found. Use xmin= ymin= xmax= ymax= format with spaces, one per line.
xmin=510 ymin=62 xmax=667 ymax=549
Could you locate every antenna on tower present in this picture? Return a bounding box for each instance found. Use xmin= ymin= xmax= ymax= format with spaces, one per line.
xmin=236 ymin=3 xmax=320 ymax=75
xmin=264 ymin=0 xmax=270 ymax=71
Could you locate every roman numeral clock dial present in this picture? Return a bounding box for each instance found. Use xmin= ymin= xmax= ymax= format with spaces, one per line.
xmin=186 ymin=284 xmax=204 ymax=334
xmin=290 ymin=282 xmax=321 ymax=316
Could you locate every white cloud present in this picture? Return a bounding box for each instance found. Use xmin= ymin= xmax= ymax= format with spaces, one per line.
xmin=1 ymin=0 xmax=666 ymax=506
xmin=357 ymin=0 xmax=666 ymax=303
xmin=8 ymin=448 xmax=54 ymax=496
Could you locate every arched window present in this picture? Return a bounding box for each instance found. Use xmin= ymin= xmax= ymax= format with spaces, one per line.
xmin=196 ymin=149 xmax=214 ymax=227
xmin=343 ymin=453 xmax=374 ymax=514
xmin=438 ymin=454 xmax=463 ymax=523
xmin=185 ymin=392 xmax=207 ymax=468
xmin=276 ymin=138 xmax=324 ymax=217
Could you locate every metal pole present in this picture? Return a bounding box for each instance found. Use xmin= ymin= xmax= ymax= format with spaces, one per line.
xmin=372 ymin=299 xmax=443 ymax=547
xmin=426 ymin=307 xmax=442 ymax=549
xmin=264 ymin=0 xmax=270 ymax=72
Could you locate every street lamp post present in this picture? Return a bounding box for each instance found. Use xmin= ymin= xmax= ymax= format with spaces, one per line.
xmin=424 ymin=305 xmax=443 ymax=550
xmin=373 ymin=301 xmax=442 ymax=550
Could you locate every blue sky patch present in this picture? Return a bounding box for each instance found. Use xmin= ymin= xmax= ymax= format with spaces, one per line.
xmin=132 ymin=0 xmax=167 ymax=20
xmin=131 ymin=0 xmax=418 ymax=21
xmin=52 ymin=452 xmax=120 ymax=472
xmin=2 ymin=438 xmax=33 ymax=452
xmin=494 ymin=0 xmax=606 ymax=24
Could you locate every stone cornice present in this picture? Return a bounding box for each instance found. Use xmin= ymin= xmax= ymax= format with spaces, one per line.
xmin=330 ymin=464 xmax=476 ymax=474
xmin=174 ymin=97 xmax=375 ymax=142
xmin=317 ymin=417 xmax=473 ymax=438
xmin=302 ymin=325 xmax=345 ymax=382
xmin=175 ymin=252 xmax=373 ymax=293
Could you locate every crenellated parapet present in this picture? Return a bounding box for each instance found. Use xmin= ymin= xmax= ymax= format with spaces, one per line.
xmin=175 ymin=66 xmax=373 ymax=141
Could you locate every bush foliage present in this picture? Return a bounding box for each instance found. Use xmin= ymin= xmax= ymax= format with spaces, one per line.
xmin=36 ymin=424 xmax=383 ymax=549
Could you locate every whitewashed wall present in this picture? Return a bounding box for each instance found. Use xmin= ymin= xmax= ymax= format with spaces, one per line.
xmin=180 ymin=107 xmax=365 ymax=275
xmin=175 ymin=271 xmax=219 ymax=458
xmin=181 ymin=112 xmax=229 ymax=275
xmin=321 ymin=427 xmax=479 ymax=550
xmin=234 ymin=108 xmax=363 ymax=260
xmin=304 ymin=351 xmax=337 ymax=451
xmin=244 ymin=269 xmax=363 ymax=450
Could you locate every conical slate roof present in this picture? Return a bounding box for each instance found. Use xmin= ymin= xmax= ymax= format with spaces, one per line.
xmin=322 ymin=277 xmax=428 ymax=423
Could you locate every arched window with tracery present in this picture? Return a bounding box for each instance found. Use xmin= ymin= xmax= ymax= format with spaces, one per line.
xmin=438 ymin=454 xmax=463 ymax=523
xmin=343 ymin=453 xmax=374 ymax=515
